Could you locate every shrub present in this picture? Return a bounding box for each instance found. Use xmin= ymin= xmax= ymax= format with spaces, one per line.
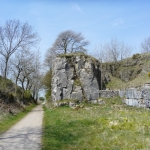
xmin=39 ymin=97 xmax=45 ymax=101
xmin=132 ymin=53 xmax=141 ymax=59
xmin=23 ymin=90 xmax=32 ymax=99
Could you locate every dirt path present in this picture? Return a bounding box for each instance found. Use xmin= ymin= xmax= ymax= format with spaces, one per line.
xmin=0 ymin=104 xmax=44 ymax=150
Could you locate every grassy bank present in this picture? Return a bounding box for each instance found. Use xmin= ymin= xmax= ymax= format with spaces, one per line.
xmin=106 ymin=72 xmax=150 ymax=90
xmin=42 ymin=97 xmax=150 ymax=150
xmin=0 ymin=104 xmax=36 ymax=134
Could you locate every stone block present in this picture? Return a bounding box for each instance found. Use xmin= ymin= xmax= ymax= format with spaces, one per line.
xmin=74 ymin=86 xmax=82 ymax=92
xmin=90 ymin=100 xmax=98 ymax=104
xmin=84 ymin=90 xmax=90 ymax=101
xmin=71 ymin=92 xmax=77 ymax=100
xmin=98 ymin=99 xmax=104 ymax=104
xmin=69 ymin=102 xmax=76 ymax=107
xmin=90 ymin=92 xmax=99 ymax=100
xmin=71 ymin=91 xmax=83 ymax=101
xmin=145 ymin=99 xmax=150 ymax=108
xmin=126 ymin=89 xmax=136 ymax=99
xmin=123 ymin=99 xmax=139 ymax=107
xmin=119 ymin=90 xmax=126 ymax=97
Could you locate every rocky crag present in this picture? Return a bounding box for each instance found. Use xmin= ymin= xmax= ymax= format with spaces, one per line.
xmin=51 ymin=53 xmax=109 ymax=103
xmin=103 ymin=53 xmax=150 ymax=82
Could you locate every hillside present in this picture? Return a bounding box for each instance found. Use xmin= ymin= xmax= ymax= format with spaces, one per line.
xmin=102 ymin=53 xmax=150 ymax=90
xmin=0 ymin=76 xmax=35 ymax=116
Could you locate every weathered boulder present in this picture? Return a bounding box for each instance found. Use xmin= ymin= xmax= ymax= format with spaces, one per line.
xmin=51 ymin=53 xmax=102 ymax=102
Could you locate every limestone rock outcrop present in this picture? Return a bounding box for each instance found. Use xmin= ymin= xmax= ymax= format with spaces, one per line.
xmin=51 ymin=53 xmax=102 ymax=102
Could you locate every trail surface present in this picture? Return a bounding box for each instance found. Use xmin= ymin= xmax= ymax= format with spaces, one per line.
xmin=0 ymin=104 xmax=43 ymax=150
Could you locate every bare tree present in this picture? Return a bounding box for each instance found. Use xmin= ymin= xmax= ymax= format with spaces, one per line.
xmin=93 ymin=44 xmax=105 ymax=62
xmin=11 ymin=49 xmax=34 ymax=97
xmin=50 ymin=30 xmax=89 ymax=55
xmin=31 ymin=51 xmax=42 ymax=102
xmin=44 ymin=47 xmax=56 ymax=71
xmin=104 ymin=38 xmax=131 ymax=62
xmin=0 ymin=19 xmax=40 ymax=78
xmin=141 ymin=37 xmax=150 ymax=53
xmin=93 ymin=39 xmax=131 ymax=63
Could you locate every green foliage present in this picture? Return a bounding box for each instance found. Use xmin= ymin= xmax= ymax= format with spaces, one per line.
xmin=59 ymin=52 xmax=99 ymax=65
xmin=7 ymin=92 xmax=15 ymax=102
xmin=42 ymin=70 xmax=52 ymax=89
xmin=132 ymin=53 xmax=141 ymax=59
xmin=104 ymin=52 xmax=150 ymax=89
xmin=106 ymin=72 xmax=150 ymax=89
xmin=42 ymin=97 xmax=150 ymax=149
xmin=39 ymin=97 xmax=45 ymax=101
xmin=45 ymin=89 xmax=51 ymax=101
xmin=42 ymin=70 xmax=52 ymax=100
xmin=148 ymin=72 xmax=150 ymax=77
xmin=0 ymin=76 xmax=24 ymax=103
xmin=74 ymin=78 xmax=81 ymax=87
xmin=23 ymin=90 xmax=31 ymax=99
xmin=0 ymin=76 xmax=14 ymax=91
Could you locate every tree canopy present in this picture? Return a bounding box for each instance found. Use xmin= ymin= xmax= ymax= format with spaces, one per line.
xmin=0 ymin=19 xmax=40 ymax=78
xmin=50 ymin=30 xmax=89 ymax=54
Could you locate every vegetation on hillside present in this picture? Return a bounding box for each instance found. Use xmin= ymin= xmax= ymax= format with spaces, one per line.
xmin=101 ymin=53 xmax=150 ymax=89
xmin=41 ymin=70 xmax=52 ymax=101
xmin=0 ymin=76 xmax=35 ymax=104
xmin=0 ymin=19 xmax=42 ymax=105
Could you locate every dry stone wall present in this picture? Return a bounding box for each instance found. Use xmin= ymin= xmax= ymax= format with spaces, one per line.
xmin=119 ymin=85 xmax=150 ymax=108
xmin=99 ymin=90 xmax=119 ymax=98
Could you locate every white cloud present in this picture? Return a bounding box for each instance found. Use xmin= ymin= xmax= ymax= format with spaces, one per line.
xmin=72 ymin=3 xmax=84 ymax=14
xmin=113 ymin=18 xmax=124 ymax=27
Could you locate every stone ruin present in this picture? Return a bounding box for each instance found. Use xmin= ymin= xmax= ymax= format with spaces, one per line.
xmin=51 ymin=53 xmax=150 ymax=109
xmin=51 ymin=53 xmax=103 ymax=103
xmin=119 ymin=84 xmax=150 ymax=108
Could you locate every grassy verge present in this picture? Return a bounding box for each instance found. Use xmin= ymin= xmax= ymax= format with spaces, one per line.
xmin=0 ymin=104 xmax=36 ymax=134
xmin=106 ymin=72 xmax=150 ymax=90
xmin=42 ymin=97 xmax=150 ymax=150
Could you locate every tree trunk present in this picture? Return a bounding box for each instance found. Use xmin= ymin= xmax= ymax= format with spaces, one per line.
xmin=4 ymin=57 xmax=9 ymax=78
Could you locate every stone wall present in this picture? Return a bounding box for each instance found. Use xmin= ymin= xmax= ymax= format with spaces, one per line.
xmin=119 ymin=85 xmax=150 ymax=108
xmin=99 ymin=90 xmax=119 ymax=98
xmin=51 ymin=54 xmax=102 ymax=102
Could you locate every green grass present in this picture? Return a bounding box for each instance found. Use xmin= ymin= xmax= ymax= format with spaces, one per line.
xmin=106 ymin=75 xmax=126 ymax=89
xmin=106 ymin=72 xmax=150 ymax=90
xmin=42 ymin=97 xmax=150 ymax=150
xmin=0 ymin=104 xmax=36 ymax=134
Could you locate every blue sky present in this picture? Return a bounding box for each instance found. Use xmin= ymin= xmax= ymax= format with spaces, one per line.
xmin=0 ymin=0 xmax=150 ymax=60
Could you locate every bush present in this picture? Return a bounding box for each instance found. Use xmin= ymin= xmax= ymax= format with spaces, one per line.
xmin=39 ymin=97 xmax=45 ymax=101
xmin=45 ymin=89 xmax=51 ymax=100
xmin=132 ymin=53 xmax=141 ymax=59
xmin=23 ymin=90 xmax=32 ymax=99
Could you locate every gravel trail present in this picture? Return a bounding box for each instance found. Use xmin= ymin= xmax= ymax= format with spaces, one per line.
xmin=0 ymin=104 xmax=43 ymax=150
